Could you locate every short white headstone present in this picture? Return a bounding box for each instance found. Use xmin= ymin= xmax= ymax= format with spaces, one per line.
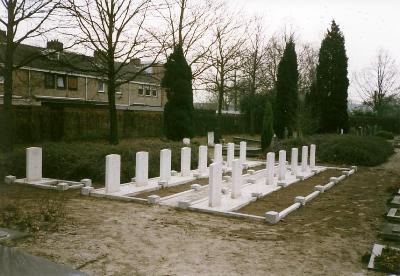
xmin=26 ymin=147 xmax=42 ymax=182
xmin=266 ymin=152 xmax=275 ymax=185
xmin=214 ymin=144 xmax=223 ymax=164
xmin=198 ymin=145 xmax=208 ymax=174
xmin=239 ymin=141 xmax=247 ymax=165
xmin=105 ymin=154 xmax=121 ymax=194
xmin=227 ymin=143 xmax=235 ymax=168
xmin=181 ymin=147 xmax=191 ymax=177
xmin=208 ymin=162 xmax=222 ymax=207
xmin=278 ymin=150 xmax=286 ymax=181
xmin=310 ymin=144 xmax=316 ymax=169
xmin=301 ymin=146 xmax=308 ymax=172
xmin=291 ymin=148 xmax=298 ymax=176
xmin=207 ymin=132 xmax=215 ymax=146
xmin=135 ymin=151 xmax=149 ymax=187
xmin=183 ymin=138 xmax=190 ymax=145
xmin=231 ymin=159 xmax=242 ymax=199
xmin=160 ymin=149 xmax=172 ymax=182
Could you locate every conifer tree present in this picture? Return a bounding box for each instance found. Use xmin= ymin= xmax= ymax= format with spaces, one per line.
xmin=274 ymin=39 xmax=299 ymax=138
xmin=161 ymin=45 xmax=194 ymax=140
xmin=315 ymin=20 xmax=349 ymax=133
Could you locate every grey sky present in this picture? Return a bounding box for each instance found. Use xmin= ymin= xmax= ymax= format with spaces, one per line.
xmin=229 ymin=0 xmax=400 ymax=103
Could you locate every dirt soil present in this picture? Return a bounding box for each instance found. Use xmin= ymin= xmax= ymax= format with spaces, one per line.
xmin=1 ymin=151 xmax=400 ymax=275
xmin=237 ymin=169 xmax=343 ymax=215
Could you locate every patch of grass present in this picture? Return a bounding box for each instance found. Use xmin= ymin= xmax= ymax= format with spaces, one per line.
xmin=0 ymin=191 xmax=68 ymax=233
xmin=375 ymin=130 xmax=394 ymax=140
xmin=0 ymin=138 xmax=201 ymax=184
xmin=273 ymin=134 xmax=394 ymax=166
xmin=374 ymin=247 xmax=400 ymax=273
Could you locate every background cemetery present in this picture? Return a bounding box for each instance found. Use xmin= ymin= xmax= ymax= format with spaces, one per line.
xmin=1 ymin=0 xmax=400 ymax=275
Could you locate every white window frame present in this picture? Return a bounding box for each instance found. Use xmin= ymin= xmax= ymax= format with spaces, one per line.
xmin=145 ymin=85 xmax=151 ymax=97
xmin=138 ymin=84 xmax=144 ymax=96
xmin=56 ymin=75 xmax=66 ymax=89
xmin=151 ymin=88 xmax=158 ymax=97
xmin=98 ymin=81 xmax=105 ymax=93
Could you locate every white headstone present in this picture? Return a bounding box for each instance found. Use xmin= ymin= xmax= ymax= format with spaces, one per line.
xmin=239 ymin=141 xmax=247 ymax=164
xmin=278 ymin=150 xmax=286 ymax=181
xmin=214 ymin=144 xmax=223 ymax=164
xmin=207 ymin=132 xmax=215 ymax=146
xmin=26 ymin=147 xmax=42 ymax=182
xmin=227 ymin=143 xmax=235 ymax=168
xmin=231 ymin=159 xmax=242 ymax=199
xmin=291 ymin=148 xmax=298 ymax=176
xmin=310 ymin=144 xmax=316 ymax=169
xmin=105 ymin=154 xmax=121 ymax=194
xmin=135 ymin=151 xmax=149 ymax=187
xmin=160 ymin=149 xmax=172 ymax=181
xmin=208 ymin=162 xmax=222 ymax=207
xmin=266 ymin=152 xmax=275 ymax=185
xmin=340 ymin=129 xmax=344 ymax=135
xmin=198 ymin=146 xmax=208 ymax=174
xmin=183 ymin=138 xmax=190 ymax=145
xmin=301 ymin=146 xmax=308 ymax=172
xmin=181 ymin=147 xmax=191 ymax=177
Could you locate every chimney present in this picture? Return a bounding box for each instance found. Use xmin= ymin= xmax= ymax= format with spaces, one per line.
xmin=47 ymin=40 xmax=63 ymax=51
xmin=131 ymin=58 xmax=141 ymax=66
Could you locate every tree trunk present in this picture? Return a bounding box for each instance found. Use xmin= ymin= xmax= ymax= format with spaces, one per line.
xmin=1 ymin=21 xmax=15 ymax=151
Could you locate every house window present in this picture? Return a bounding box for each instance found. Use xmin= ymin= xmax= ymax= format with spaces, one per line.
xmin=68 ymin=76 xmax=78 ymax=90
xmin=44 ymin=73 xmax=55 ymax=89
xmin=138 ymin=85 xmax=144 ymax=96
xmin=145 ymin=86 xmax=151 ymax=96
xmin=151 ymin=88 xmax=157 ymax=97
xmin=98 ymin=81 xmax=105 ymax=93
xmin=56 ymin=75 xmax=66 ymax=89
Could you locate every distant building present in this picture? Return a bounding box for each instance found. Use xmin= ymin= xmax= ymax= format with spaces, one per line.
xmin=0 ymin=31 xmax=166 ymax=111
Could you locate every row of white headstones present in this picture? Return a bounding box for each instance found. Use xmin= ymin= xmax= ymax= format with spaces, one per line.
xmin=105 ymin=142 xmax=249 ymax=194
xmin=207 ymin=145 xmax=316 ymax=208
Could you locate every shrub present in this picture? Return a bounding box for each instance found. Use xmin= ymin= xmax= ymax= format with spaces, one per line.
xmin=0 ymin=139 xmax=200 ymax=185
xmin=374 ymin=247 xmax=400 ymax=273
xmin=272 ymin=134 xmax=393 ymax=166
xmin=375 ymin=130 xmax=394 ymax=140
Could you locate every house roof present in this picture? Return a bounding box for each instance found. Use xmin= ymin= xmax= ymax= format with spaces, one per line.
xmin=0 ymin=41 xmax=161 ymax=84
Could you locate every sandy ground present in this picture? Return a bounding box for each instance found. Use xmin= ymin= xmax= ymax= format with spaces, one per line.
xmin=1 ymin=151 xmax=400 ymax=275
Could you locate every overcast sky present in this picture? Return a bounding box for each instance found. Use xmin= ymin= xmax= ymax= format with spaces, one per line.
xmin=229 ymin=0 xmax=400 ymax=103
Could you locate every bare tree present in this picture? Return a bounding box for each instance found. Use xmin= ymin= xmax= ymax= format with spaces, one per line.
xmin=241 ymin=19 xmax=266 ymax=134
xmin=0 ymin=0 xmax=61 ymax=150
xmin=201 ymin=8 xmax=247 ymax=139
xmin=297 ymin=42 xmax=318 ymax=95
xmin=65 ymin=0 xmax=165 ymax=144
xmin=158 ymin=0 xmax=222 ymax=79
xmin=262 ymin=33 xmax=286 ymax=90
xmin=354 ymin=49 xmax=400 ymax=112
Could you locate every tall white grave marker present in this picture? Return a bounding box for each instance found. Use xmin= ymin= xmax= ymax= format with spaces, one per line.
xmin=135 ymin=152 xmax=148 ymax=187
xmin=181 ymin=147 xmax=191 ymax=177
xmin=209 ymin=162 xmax=222 ymax=207
xmin=231 ymin=159 xmax=242 ymax=199
xmin=26 ymin=147 xmax=42 ymax=182
xmin=239 ymin=141 xmax=247 ymax=165
xmin=207 ymin=132 xmax=214 ymax=146
xmin=160 ymin=149 xmax=172 ymax=182
xmin=278 ymin=150 xmax=286 ymax=181
xmin=291 ymin=148 xmax=298 ymax=176
xmin=310 ymin=144 xmax=316 ymax=169
xmin=214 ymin=144 xmax=223 ymax=164
xmin=266 ymin=152 xmax=275 ymax=185
xmin=227 ymin=143 xmax=235 ymax=168
xmin=105 ymin=154 xmax=121 ymax=194
xmin=301 ymin=146 xmax=308 ymax=172
xmin=198 ymin=146 xmax=208 ymax=174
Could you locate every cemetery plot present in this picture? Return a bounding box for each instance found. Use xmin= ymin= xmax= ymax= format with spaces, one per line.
xmin=236 ymin=169 xmax=343 ymax=216
xmin=379 ymin=223 xmax=400 ymax=242
xmin=387 ymin=208 xmax=400 ymax=223
xmin=8 ymin=147 xmax=85 ymax=191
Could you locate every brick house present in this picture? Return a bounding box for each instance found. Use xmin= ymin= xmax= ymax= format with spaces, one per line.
xmin=0 ymin=33 xmax=166 ymax=111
